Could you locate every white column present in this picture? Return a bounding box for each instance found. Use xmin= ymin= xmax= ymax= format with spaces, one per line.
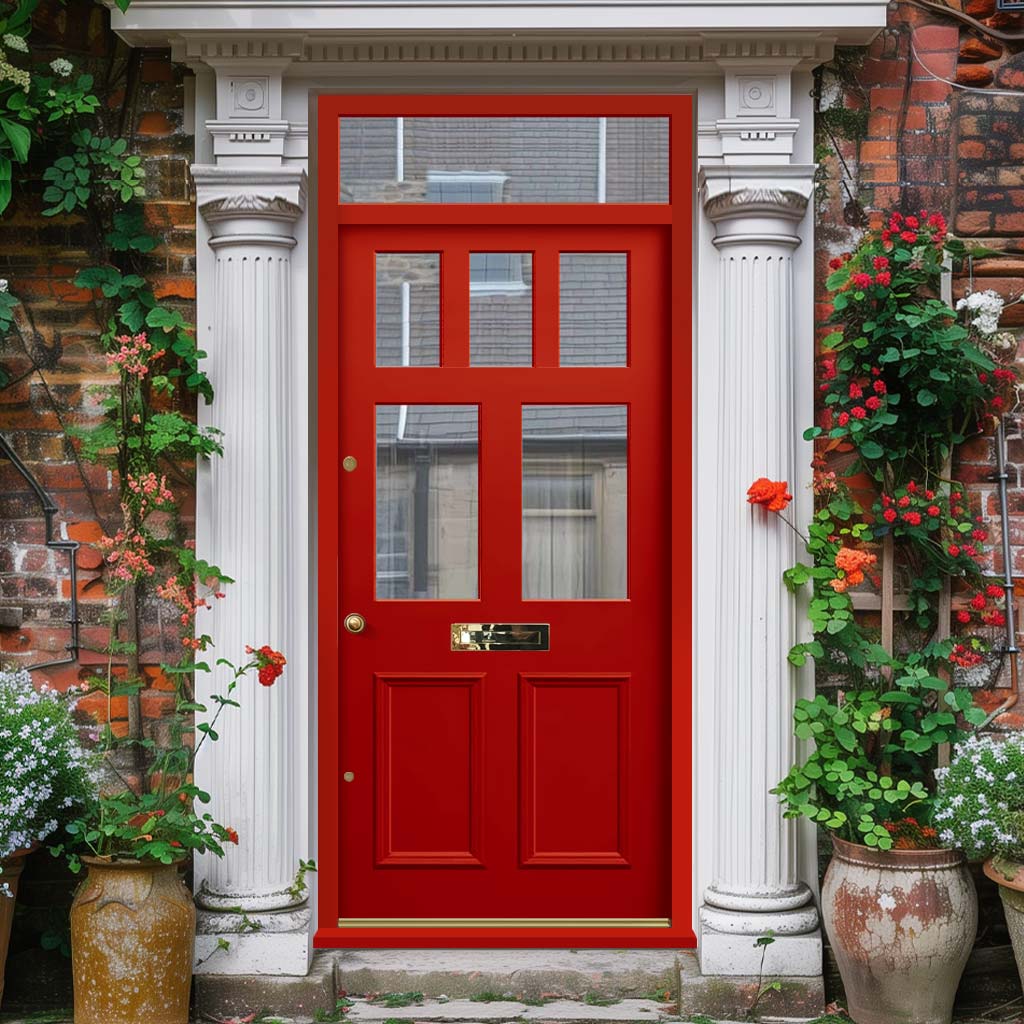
xmin=696 ymin=165 xmax=822 ymax=977
xmin=191 ymin=180 xmax=313 ymax=976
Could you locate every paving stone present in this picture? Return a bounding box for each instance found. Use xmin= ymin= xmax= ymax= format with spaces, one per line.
xmin=347 ymin=996 xmax=675 ymax=1023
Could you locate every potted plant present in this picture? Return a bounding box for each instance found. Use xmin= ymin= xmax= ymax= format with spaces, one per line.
xmin=759 ymin=208 xmax=1018 ymax=1024
xmin=934 ymin=732 xmax=1024 ymax=993
xmin=0 ymin=667 xmax=94 ymax=1008
xmin=54 ymin=631 xmax=285 ymax=1024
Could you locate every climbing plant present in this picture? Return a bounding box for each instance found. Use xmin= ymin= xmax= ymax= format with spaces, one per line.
xmin=755 ymin=208 xmax=1018 ymax=850
xmin=0 ymin=0 xmax=302 ymax=891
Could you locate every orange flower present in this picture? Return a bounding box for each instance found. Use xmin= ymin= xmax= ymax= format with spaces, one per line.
xmin=830 ymin=547 xmax=877 ymax=592
xmin=747 ymin=478 xmax=793 ymax=513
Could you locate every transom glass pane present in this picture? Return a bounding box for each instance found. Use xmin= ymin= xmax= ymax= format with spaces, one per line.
xmin=340 ymin=117 xmax=668 ymax=203
xmin=376 ymin=405 xmax=479 ymax=599
xmin=470 ymin=253 xmax=533 ymax=366
xmin=522 ymin=405 xmax=627 ymax=600
xmin=375 ymin=253 xmax=440 ymax=367
xmin=559 ymin=253 xmax=627 ymax=366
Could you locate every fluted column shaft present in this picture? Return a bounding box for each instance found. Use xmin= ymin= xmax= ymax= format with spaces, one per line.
xmin=697 ymin=167 xmax=820 ymax=977
xmin=193 ymin=195 xmax=306 ymax=917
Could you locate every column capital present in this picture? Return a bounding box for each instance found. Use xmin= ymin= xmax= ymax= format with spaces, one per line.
xmin=700 ymin=164 xmax=815 ymax=248
xmin=194 ymin=166 xmax=307 ymax=248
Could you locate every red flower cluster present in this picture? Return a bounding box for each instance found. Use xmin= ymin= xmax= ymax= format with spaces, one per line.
xmin=875 ymin=484 xmax=988 ymax=568
xmin=826 ymin=365 xmax=891 ymax=431
xmin=246 ymin=644 xmax=287 ymax=687
xmin=955 ymin=582 xmax=1007 ymax=629
xmin=882 ymin=816 xmax=940 ymax=850
xmin=879 ymin=209 xmax=947 ymax=249
xmin=746 ymin=478 xmax=793 ymax=513
xmin=950 ymin=642 xmax=985 ymax=669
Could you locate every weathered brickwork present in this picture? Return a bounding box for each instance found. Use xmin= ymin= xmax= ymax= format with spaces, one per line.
xmin=0 ymin=3 xmax=194 ymax=739
xmin=816 ymin=1 xmax=1024 ymax=728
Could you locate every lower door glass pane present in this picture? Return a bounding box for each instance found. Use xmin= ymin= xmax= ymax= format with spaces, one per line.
xmin=522 ymin=405 xmax=627 ymax=599
xmin=376 ymin=405 xmax=479 ymax=599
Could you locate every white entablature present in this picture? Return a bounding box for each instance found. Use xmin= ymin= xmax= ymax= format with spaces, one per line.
xmin=108 ymin=0 xmax=885 ymax=992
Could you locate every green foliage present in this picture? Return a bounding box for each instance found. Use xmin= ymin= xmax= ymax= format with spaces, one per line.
xmin=42 ymin=128 xmax=144 ymax=215
xmin=73 ymin=260 xmax=214 ymax=404
xmin=0 ymin=2 xmax=103 ymax=214
xmin=773 ymin=651 xmax=985 ymax=851
xmin=372 ymin=993 xmax=424 ymax=1008
xmin=583 ymin=994 xmax=620 ymax=1007
xmin=106 ymin=208 xmax=158 ymax=253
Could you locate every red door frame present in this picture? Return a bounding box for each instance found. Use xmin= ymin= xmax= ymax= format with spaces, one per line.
xmin=315 ymin=93 xmax=694 ymax=949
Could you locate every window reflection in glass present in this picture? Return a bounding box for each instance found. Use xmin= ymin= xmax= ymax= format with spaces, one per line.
xmin=522 ymin=405 xmax=627 ymax=599
xmin=375 ymin=253 xmax=440 ymax=367
xmin=376 ymin=405 xmax=479 ymax=599
xmin=560 ymin=253 xmax=627 ymax=367
xmin=470 ymin=253 xmax=533 ymax=366
xmin=340 ymin=117 xmax=668 ymax=203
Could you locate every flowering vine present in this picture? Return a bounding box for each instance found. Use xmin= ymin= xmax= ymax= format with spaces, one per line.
xmin=758 ymin=205 xmax=1020 ymax=851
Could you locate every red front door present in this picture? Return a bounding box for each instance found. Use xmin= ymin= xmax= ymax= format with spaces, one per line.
xmin=317 ymin=95 xmax=693 ymax=945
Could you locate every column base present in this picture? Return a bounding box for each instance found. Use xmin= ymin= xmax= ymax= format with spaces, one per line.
xmin=680 ymin=951 xmax=826 ymax=1019
xmin=195 ymin=904 xmax=314 ymax=977
xmin=699 ymin=906 xmax=823 ymax=977
xmin=193 ymin=950 xmax=337 ymax=1021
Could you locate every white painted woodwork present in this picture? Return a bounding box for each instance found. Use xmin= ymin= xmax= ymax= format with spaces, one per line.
xmin=108 ymin=0 xmax=886 ymax=981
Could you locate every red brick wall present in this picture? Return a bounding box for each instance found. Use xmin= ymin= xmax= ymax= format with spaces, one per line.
xmin=0 ymin=3 xmax=195 ymax=736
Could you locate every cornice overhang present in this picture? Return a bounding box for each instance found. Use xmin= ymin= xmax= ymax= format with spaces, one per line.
xmin=105 ymin=1 xmax=886 ymax=54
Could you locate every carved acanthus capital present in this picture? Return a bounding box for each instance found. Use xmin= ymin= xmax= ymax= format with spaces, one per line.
xmin=700 ymin=165 xmax=816 ymax=249
xmin=703 ymin=186 xmax=810 ymax=223
xmin=201 ymin=192 xmax=304 ymax=222
xmin=194 ymin=168 xmax=307 ymax=250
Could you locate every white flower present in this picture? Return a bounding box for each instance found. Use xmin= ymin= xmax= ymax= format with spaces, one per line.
xmin=0 ymin=279 xmax=8 ymax=293
xmin=49 ymin=58 xmax=72 ymax=78
xmin=2 ymin=33 xmax=27 ymax=53
xmin=957 ymin=289 xmax=1004 ymax=336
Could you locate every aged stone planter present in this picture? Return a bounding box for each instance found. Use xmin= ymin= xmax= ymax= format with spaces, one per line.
xmin=822 ymin=836 xmax=976 ymax=1024
xmin=0 ymin=849 xmax=31 ymax=1009
xmin=70 ymin=857 xmax=195 ymax=1024
xmin=984 ymin=857 xmax=1024 ymax=995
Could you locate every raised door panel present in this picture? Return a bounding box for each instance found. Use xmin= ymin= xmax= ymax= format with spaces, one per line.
xmin=519 ymin=674 xmax=630 ymax=866
xmin=375 ymin=674 xmax=484 ymax=865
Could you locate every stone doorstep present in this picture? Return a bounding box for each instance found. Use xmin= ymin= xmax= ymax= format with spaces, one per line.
xmin=191 ymin=948 xmax=831 ymax=1023
xmin=334 ymin=948 xmax=684 ymax=1001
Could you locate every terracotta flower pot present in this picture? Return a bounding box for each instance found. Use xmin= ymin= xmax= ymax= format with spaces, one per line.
xmin=70 ymin=857 xmax=195 ymax=1024
xmin=984 ymin=857 xmax=1024 ymax=994
xmin=822 ymin=836 xmax=977 ymax=1024
xmin=0 ymin=849 xmax=31 ymax=1010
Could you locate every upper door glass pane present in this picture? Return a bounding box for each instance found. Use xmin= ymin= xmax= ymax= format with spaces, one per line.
xmin=376 ymin=253 xmax=440 ymax=366
xmin=340 ymin=117 xmax=668 ymax=203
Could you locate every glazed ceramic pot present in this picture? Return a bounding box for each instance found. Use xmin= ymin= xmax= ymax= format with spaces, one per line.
xmin=70 ymin=857 xmax=195 ymax=1024
xmin=0 ymin=849 xmax=31 ymax=1009
xmin=822 ymin=836 xmax=977 ymax=1024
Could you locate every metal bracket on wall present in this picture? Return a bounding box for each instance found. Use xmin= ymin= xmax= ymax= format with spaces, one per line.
xmin=0 ymin=433 xmax=80 ymax=671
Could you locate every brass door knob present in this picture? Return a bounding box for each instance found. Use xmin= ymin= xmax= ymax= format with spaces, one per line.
xmin=344 ymin=612 xmax=366 ymax=634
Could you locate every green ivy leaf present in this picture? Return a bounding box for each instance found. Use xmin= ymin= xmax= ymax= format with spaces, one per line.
xmin=0 ymin=117 xmax=31 ymax=163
